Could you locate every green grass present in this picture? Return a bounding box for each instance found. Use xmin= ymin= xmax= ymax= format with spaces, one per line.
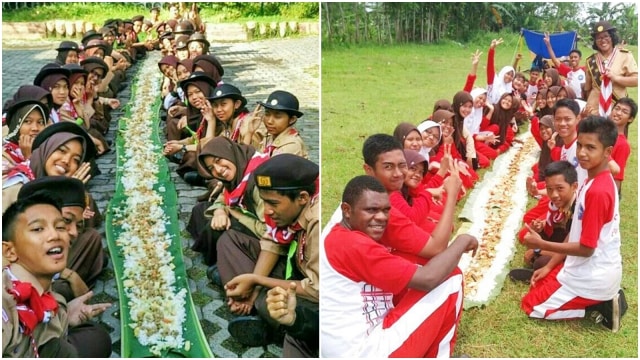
xmin=321 ymin=33 xmax=638 ymax=357
xmin=1 ymin=3 xmax=316 ymax=25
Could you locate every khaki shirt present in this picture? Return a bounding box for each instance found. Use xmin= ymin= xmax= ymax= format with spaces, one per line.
xmin=2 ymin=269 xmax=68 ymax=358
xmin=259 ymin=198 xmax=320 ymax=302
xmin=205 ymin=185 xmax=267 ymax=239
xmin=260 ymin=126 xmax=308 ymax=158
xmin=586 ymin=49 xmax=638 ymax=114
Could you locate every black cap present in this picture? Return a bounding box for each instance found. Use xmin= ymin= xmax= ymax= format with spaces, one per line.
xmin=80 ymin=56 xmax=109 ymax=78
xmin=18 ymin=176 xmax=86 ymax=208
xmin=132 ymin=15 xmax=144 ymax=23
xmin=56 ymin=40 xmax=79 ymax=52
xmin=258 ymin=90 xmax=303 ymax=118
xmin=175 ymin=34 xmax=189 ymax=50
xmin=84 ymin=39 xmax=112 ymax=57
xmin=187 ymin=32 xmax=210 ymax=48
xmin=81 ymin=30 xmax=102 ymax=46
xmin=33 ymin=63 xmax=71 ymax=87
xmin=208 ymin=83 xmax=247 ymax=108
xmin=62 ymin=63 xmax=88 ymax=75
xmin=253 ymin=154 xmax=318 ymax=190
xmin=179 ymin=71 xmax=217 ymax=94
xmin=591 ymin=21 xmax=616 ymax=35
xmin=31 ymin=122 xmax=97 ymax=162
xmin=174 ymin=20 xmax=195 ymax=35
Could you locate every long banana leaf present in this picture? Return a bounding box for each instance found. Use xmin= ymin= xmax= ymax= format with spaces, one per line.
xmin=105 ymin=56 xmax=213 ymax=358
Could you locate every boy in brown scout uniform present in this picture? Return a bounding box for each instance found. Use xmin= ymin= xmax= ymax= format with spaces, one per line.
xmin=2 ymin=192 xmax=111 ymax=357
xmin=217 ymin=154 xmax=319 ymax=356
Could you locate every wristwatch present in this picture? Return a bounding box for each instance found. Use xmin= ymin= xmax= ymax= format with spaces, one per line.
xmin=181 ymin=144 xmax=187 ymax=153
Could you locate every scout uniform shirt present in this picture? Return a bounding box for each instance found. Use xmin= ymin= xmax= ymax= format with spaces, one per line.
xmin=586 ymin=48 xmax=638 ymax=113
xmin=260 ymin=197 xmax=319 ymax=302
xmin=2 ymin=267 xmax=69 ymax=357
xmin=260 ymin=126 xmax=308 ymax=159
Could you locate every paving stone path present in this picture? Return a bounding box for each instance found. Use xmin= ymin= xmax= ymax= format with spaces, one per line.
xmin=2 ymin=34 xmax=319 ymax=358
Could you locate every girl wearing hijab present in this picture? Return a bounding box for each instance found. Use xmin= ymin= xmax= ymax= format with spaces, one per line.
xmin=465 ymin=87 xmax=499 ymax=162
xmin=480 ymin=92 xmax=518 ymax=156
xmin=158 ymin=55 xmax=179 ymax=101
xmin=162 ymin=72 xmax=217 ymax=185
xmin=486 ymin=38 xmax=515 ymax=104
xmin=546 ymin=85 xmax=561 ymax=110
xmin=186 ymin=136 xmax=270 ymax=266
xmin=34 ymin=63 xmax=71 ymax=125
xmin=543 ymin=68 xmax=562 ymax=88
xmin=25 ymin=123 xmax=105 ymax=301
xmin=390 ymin=149 xmax=447 ymax=238
xmin=193 ymin=54 xmax=224 ymax=85
xmin=452 ymin=91 xmax=486 ymax=169
xmin=534 ymin=88 xmax=552 ymax=117
xmin=2 ymin=99 xmax=50 ymax=211
xmin=54 ymin=41 xmax=80 ymax=65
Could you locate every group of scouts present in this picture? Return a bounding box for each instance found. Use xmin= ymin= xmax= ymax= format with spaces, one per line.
xmin=320 ymin=20 xmax=637 ymax=357
xmin=2 ymin=3 xmax=319 ymax=358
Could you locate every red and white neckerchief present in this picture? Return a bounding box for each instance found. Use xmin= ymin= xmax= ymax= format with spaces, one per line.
xmin=4 ymin=266 xmax=59 ymax=357
xmin=2 ymin=141 xmax=35 ymax=182
xmin=229 ymin=112 xmax=248 ymax=142
xmin=262 ymin=127 xmax=299 ymax=156
xmin=596 ymin=47 xmax=619 ymax=117
xmin=224 ymin=152 xmax=270 ymax=207
xmin=265 ymin=188 xmax=318 ymax=245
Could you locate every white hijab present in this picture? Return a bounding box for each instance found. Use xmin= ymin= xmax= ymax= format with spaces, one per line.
xmin=464 ymin=87 xmax=487 ymax=135
xmin=488 ymin=65 xmax=514 ymax=104
xmin=417 ymin=120 xmax=441 ymax=161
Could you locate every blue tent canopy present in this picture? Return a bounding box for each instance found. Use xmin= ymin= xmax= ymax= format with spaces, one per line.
xmin=521 ymin=28 xmax=578 ymax=58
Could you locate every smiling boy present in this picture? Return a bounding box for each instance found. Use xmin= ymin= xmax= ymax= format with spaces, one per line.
xmin=521 ymin=115 xmax=626 ymax=332
xmin=321 ymin=175 xmax=478 ymax=357
xmin=217 ymin=154 xmax=319 ymax=355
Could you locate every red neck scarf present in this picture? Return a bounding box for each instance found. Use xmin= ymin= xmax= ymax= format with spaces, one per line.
xmin=596 ymin=47 xmax=619 ymax=117
xmin=224 ymin=152 xmax=270 ymax=207
xmin=3 ymin=141 xmax=35 ymax=182
xmin=263 ymin=127 xmax=299 ymax=156
xmin=264 ymin=180 xmax=318 ymax=245
xmin=5 ymin=267 xmax=58 ymax=336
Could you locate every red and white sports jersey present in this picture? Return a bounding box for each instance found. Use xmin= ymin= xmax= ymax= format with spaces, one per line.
xmin=320 ymin=224 xmax=417 ymax=357
xmin=557 ymin=170 xmax=621 ymax=301
xmin=560 ymin=138 xmax=588 ymax=185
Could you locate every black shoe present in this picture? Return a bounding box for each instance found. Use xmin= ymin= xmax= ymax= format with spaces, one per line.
xmin=206 ymin=265 xmax=222 ymax=287
xmin=590 ymin=289 xmax=628 ymax=332
xmin=508 ymin=268 xmax=533 ymax=283
xmin=228 ymin=316 xmax=269 ymax=347
xmin=183 ymin=171 xmax=207 ymax=187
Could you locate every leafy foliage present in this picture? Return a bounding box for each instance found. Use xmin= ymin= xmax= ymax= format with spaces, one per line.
xmin=322 ymin=2 xmax=638 ymax=47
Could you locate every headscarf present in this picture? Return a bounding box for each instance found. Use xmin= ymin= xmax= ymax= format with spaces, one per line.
xmin=29 ymin=132 xmax=87 ymax=179
xmin=4 ymin=103 xmax=49 ymax=143
xmin=544 ymin=68 xmax=560 ymax=87
xmin=416 ymin=120 xmax=441 ymax=160
xmin=537 ymin=115 xmax=563 ymax=182
xmin=465 ymin=87 xmax=487 ymax=134
xmin=198 ymin=136 xmax=255 ymax=191
xmin=536 ymin=88 xmax=552 ymax=117
xmin=193 ymin=55 xmax=223 ymax=84
xmin=559 ymin=85 xmax=577 ymax=100
xmin=177 ymin=58 xmax=194 ymax=73
xmin=40 ymin=74 xmax=69 ymax=95
xmin=488 ymin=65 xmax=515 ymax=103
xmin=68 ymin=72 xmax=87 ymax=90
xmin=490 ymin=92 xmax=518 ymax=146
xmin=158 ymin=55 xmax=179 ymax=72
xmin=3 ymin=85 xmax=52 ymax=115
xmin=432 ymin=99 xmax=452 ymax=113
xmin=55 ymin=49 xmax=76 ymax=66
xmin=392 ymin=122 xmax=421 ymax=149
xmin=452 ymin=91 xmax=473 ymax=158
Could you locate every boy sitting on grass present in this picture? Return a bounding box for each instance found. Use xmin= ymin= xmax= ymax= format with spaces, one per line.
xmin=509 ymin=161 xmax=578 ymax=282
xmin=520 ymin=115 xmax=627 ymax=332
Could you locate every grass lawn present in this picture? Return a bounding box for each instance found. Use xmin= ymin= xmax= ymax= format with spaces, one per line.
xmin=321 ymin=33 xmax=638 ymax=357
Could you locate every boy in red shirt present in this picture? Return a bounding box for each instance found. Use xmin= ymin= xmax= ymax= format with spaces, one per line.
xmin=608 ymin=97 xmax=636 ymax=196
xmin=521 ymin=115 xmax=627 ymax=332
